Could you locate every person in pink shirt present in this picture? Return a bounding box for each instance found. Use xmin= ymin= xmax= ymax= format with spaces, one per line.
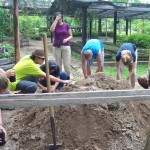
xmin=50 ymin=12 xmax=73 ymax=79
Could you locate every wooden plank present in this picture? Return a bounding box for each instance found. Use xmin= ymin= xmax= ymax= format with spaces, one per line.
xmin=0 ymin=58 xmax=13 ymax=65
xmin=13 ymin=0 xmax=20 ymax=63
xmin=0 ymin=90 xmax=150 ymax=108
xmin=0 ymin=64 xmax=15 ymax=71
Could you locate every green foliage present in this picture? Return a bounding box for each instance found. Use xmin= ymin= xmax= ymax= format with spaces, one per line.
xmin=19 ymin=16 xmax=46 ymax=37
xmin=117 ymin=34 xmax=150 ymax=48
xmin=0 ymin=42 xmax=15 ymax=58
xmin=0 ymin=8 xmax=13 ymax=37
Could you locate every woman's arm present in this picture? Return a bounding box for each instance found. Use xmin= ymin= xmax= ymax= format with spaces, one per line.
xmin=116 ymin=61 xmax=121 ymax=80
xmin=50 ymin=15 xmax=61 ymax=32
xmin=52 ymin=79 xmax=60 ymax=91
xmin=63 ymin=28 xmax=73 ymax=44
xmin=5 ymin=69 xmax=15 ymax=78
xmin=0 ymin=68 xmax=15 ymax=79
xmin=41 ymin=73 xmax=72 ymax=84
xmin=37 ymin=82 xmax=47 ymax=91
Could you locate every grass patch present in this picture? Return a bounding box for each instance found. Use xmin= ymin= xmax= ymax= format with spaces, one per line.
xmin=104 ymin=63 xmax=148 ymax=80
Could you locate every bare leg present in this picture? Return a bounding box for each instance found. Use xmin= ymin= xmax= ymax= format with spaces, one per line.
xmin=131 ymin=74 xmax=135 ymax=88
xmin=87 ymin=66 xmax=91 ymax=76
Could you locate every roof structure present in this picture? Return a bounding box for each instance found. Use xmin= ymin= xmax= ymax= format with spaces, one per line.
xmin=1 ymin=0 xmax=150 ymax=19
xmin=73 ymin=0 xmax=150 ymax=19
xmin=0 ymin=0 xmax=55 ymax=8
xmin=0 ymin=0 xmax=55 ymax=15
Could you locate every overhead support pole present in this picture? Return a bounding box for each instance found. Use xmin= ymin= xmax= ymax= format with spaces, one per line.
xmin=82 ymin=5 xmax=87 ymax=46
xmin=130 ymin=19 xmax=132 ymax=35
xmin=89 ymin=19 xmax=92 ymax=39
xmin=50 ymin=17 xmax=53 ymax=43
xmin=98 ymin=18 xmax=102 ymax=36
xmin=113 ymin=11 xmax=117 ymax=45
xmin=126 ymin=17 xmax=129 ymax=35
xmin=118 ymin=19 xmax=121 ymax=35
xmin=13 ymin=0 xmax=20 ymax=63
xmin=105 ymin=17 xmax=108 ymax=40
xmin=142 ymin=19 xmax=145 ymax=34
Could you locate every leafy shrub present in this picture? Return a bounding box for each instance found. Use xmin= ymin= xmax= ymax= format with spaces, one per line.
xmin=19 ymin=16 xmax=46 ymax=38
xmin=117 ymin=34 xmax=150 ymax=48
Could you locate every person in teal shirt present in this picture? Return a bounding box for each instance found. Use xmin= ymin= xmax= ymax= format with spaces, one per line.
xmin=9 ymin=49 xmax=72 ymax=94
xmin=81 ymin=39 xmax=104 ymax=78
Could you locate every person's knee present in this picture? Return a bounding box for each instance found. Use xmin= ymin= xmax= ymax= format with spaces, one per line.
xmin=60 ymin=71 xmax=69 ymax=80
xmin=26 ymin=83 xmax=37 ymax=93
xmin=30 ymin=83 xmax=37 ymax=93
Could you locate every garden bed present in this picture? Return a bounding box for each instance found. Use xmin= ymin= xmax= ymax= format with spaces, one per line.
xmin=0 ymin=57 xmax=15 ymax=70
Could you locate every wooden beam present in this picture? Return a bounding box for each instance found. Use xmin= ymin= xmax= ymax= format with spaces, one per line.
xmin=13 ymin=0 xmax=20 ymax=63
xmin=0 ymin=90 xmax=150 ymax=108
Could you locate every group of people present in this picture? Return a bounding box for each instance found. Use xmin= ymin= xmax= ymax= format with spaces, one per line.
xmin=0 ymin=11 xmax=148 ymax=146
xmin=81 ymin=40 xmax=138 ymax=88
xmin=0 ymin=12 xmax=73 ymax=146
xmin=81 ymin=39 xmax=150 ymax=89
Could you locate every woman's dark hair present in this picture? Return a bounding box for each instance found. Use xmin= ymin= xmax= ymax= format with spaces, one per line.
xmin=30 ymin=55 xmax=36 ymax=61
xmin=53 ymin=12 xmax=62 ymax=20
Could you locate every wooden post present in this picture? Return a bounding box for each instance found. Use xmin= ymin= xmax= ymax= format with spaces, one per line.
xmin=105 ymin=17 xmax=108 ymax=40
xmin=82 ymin=5 xmax=87 ymax=46
xmin=126 ymin=17 xmax=129 ymax=35
xmin=13 ymin=0 xmax=20 ymax=63
xmin=113 ymin=11 xmax=117 ymax=45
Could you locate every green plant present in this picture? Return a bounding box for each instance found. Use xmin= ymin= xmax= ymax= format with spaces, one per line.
xmin=0 ymin=8 xmax=13 ymax=37
xmin=117 ymin=34 xmax=150 ymax=48
xmin=19 ymin=16 xmax=46 ymax=38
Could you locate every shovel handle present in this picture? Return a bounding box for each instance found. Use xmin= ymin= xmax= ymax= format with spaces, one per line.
xmin=43 ymin=33 xmax=51 ymax=92
xmin=43 ymin=34 xmax=54 ymax=117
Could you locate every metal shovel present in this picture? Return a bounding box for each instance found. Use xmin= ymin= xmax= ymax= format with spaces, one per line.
xmin=43 ymin=34 xmax=62 ymax=150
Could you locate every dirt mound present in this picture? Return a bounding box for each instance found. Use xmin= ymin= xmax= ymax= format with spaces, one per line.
xmin=7 ymin=73 xmax=150 ymax=150
xmin=61 ymin=72 xmax=132 ymax=92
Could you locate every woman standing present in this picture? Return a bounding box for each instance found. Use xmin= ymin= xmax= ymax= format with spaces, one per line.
xmin=50 ymin=12 xmax=73 ymax=78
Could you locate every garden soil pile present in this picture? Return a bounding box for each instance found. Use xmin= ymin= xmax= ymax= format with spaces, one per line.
xmin=2 ymin=72 xmax=150 ymax=150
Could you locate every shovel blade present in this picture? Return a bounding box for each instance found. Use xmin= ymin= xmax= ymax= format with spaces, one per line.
xmin=48 ymin=143 xmax=62 ymax=150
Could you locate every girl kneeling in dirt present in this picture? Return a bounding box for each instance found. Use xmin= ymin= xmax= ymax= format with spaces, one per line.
xmin=81 ymin=39 xmax=104 ymax=79
xmin=0 ymin=73 xmax=9 ymax=146
xmin=116 ymin=42 xmax=137 ymax=88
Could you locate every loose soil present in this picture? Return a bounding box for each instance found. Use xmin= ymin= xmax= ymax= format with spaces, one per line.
xmin=1 ymin=39 xmax=150 ymax=150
